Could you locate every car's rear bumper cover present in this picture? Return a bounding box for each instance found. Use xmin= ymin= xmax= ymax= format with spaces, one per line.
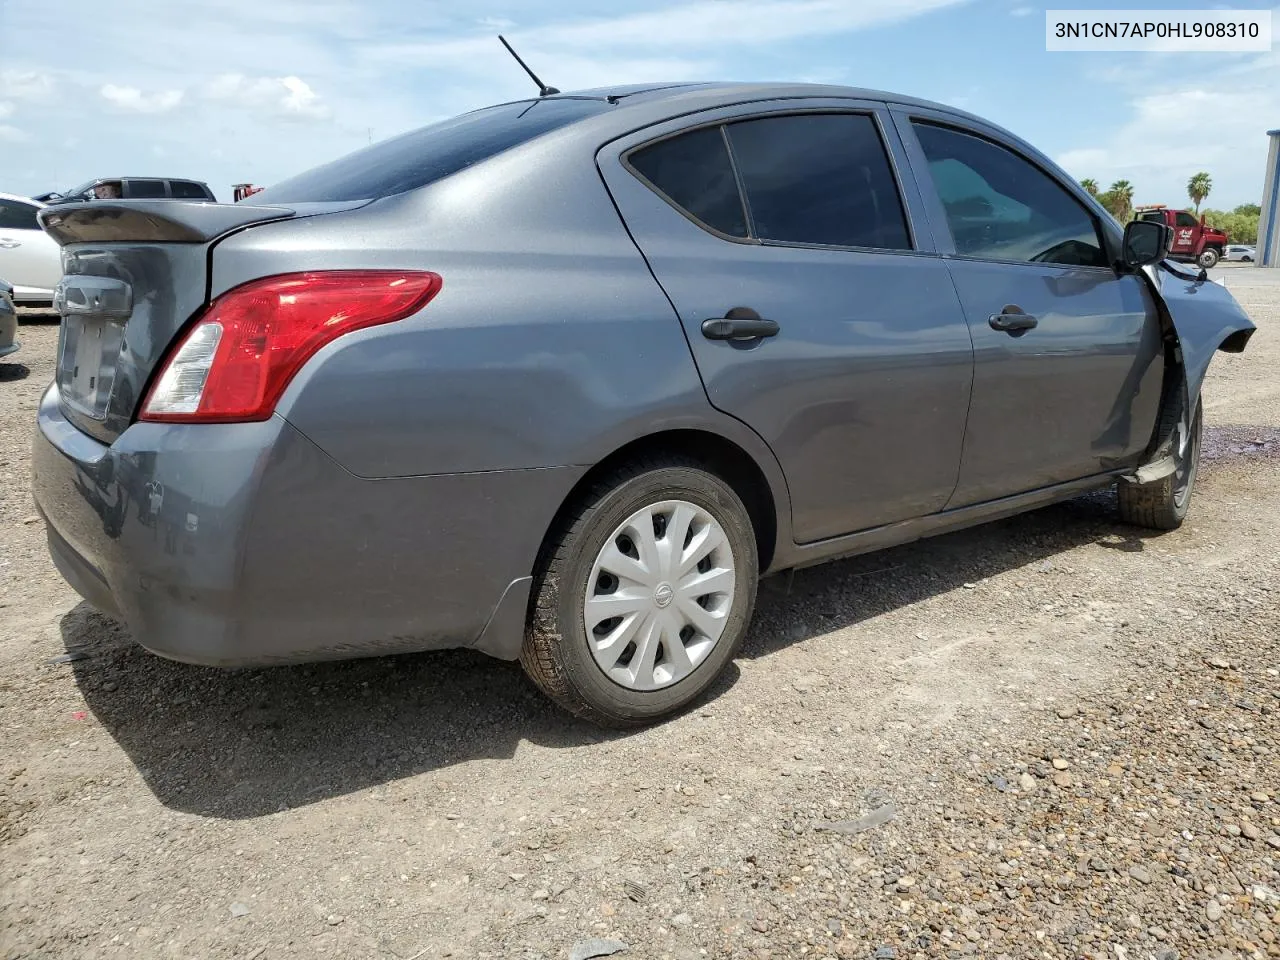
xmin=32 ymin=385 xmax=580 ymax=666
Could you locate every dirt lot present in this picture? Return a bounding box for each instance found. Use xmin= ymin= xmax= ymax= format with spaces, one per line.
xmin=1 ymin=265 xmax=1278 ymax=960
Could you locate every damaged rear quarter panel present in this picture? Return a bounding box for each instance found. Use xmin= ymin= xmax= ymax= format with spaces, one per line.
xmin=1142 ymin=261 xmax=1256 ymax=404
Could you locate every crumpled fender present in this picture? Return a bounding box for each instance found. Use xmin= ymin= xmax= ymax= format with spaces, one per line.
xmin=1141 ymin=260 xmax=1256 ymax=402
xmin=1126 ymin=260 xmax=1256 ymax=480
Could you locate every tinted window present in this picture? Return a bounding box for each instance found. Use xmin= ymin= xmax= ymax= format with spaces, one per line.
xmin=128 ymin=180 xmax=167 ymax=198
xmin=1139 ymin=211 xmax=1165 ymax=223
xmin=0 ymin=199 xmax=40 ymax=230
xmin=171 ymin=181 xmax=210 ymax=199
xmin=727 ymin=114 xmax=911 ymax=249
xmin=1175 ymin=211 xmax=1199 ymax=228
xmin=913 ymin=123 xmax=1107 ymax=268
xmin=251 ymin=98 xmax=612 ymax=204
xmin=628 ymin=126 xmax=747 ymax=237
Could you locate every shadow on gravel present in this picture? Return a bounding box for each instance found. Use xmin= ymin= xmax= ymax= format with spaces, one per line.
xmin=0 ymin=362 xmax=31 ymax=382
xmin=58 ymin=486 xmax=1148 ymax=820
xmin=61 ymin=606 xmax=644 ymax=820
xmin=742 ymin=487 xmax=1158 ymax=662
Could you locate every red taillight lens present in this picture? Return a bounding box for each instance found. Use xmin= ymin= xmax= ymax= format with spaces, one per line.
xmin=140 ymin=270 xmax=441 ymax=423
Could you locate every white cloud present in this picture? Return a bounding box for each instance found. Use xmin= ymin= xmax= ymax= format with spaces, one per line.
xmin=0 ymin=70 xmax=55 ymax=101
xmin=0 ymin=125 xmax=30 ymax=143
xmin=0 ymin=102 xmax=13 ymax=119
xmin=100 ymin=84 xmax=185 ymax=113
xmin=1055 ymin=53 xmax=1279 ymax=209
xmin=205 ymin=74 xmax=331 ymax=119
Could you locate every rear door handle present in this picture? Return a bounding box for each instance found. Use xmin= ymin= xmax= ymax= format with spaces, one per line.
xmin=0 ymin=238 xmax=21 ymax=248
xmin=702 ymin=307 xmax=779 ymax=341
xmin=988 ymin=306 xmax=1038 ymax=334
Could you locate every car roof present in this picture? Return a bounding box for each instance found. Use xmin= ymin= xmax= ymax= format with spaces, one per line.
xmin=532 ymin=80 xmax=990 ymax=126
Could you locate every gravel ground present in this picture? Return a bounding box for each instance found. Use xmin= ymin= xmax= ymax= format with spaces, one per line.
xmin=1 ymin=265 xmax=1277 ymax=960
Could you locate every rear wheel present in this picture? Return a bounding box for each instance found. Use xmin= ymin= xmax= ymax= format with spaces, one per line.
xmin=1117 ymin=394 xmax=1202 ymax=530
xmin=521 ymin=459 xmax=758 ymax=727
xmin=1197 ymin=247 xmax=1221 ymax=269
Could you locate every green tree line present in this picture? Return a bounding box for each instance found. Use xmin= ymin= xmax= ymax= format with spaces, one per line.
xmin=1075 ymin=172 xmax=1260 ymax=245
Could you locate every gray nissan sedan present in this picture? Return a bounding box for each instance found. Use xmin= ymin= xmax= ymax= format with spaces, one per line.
xmin=32 ymin=82 xmax=1254 ymax=726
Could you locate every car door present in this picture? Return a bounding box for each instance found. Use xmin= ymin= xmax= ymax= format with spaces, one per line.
xmin=598 ymin=101 xmax=974 ymax=544
xmin=0 ymin=197 xmax=62 ymax=297
xmin=893 ymin=111 xmax=1164 ymax=507
xmin=1170 ymin=210 xmax=1200 ymax=257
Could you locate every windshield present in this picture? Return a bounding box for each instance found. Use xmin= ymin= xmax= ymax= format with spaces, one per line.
xmin=249 ymin=98 xmax=613 ymax=205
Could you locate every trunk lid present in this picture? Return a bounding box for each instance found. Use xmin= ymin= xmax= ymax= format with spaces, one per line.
xmin=39 ymin=200 xmax=359 ymax=444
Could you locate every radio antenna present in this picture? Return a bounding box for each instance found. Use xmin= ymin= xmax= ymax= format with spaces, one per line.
xmin=498 ymin=35 xmax=560 ymax=97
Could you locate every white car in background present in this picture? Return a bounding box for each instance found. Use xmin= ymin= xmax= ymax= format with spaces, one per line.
xmin=1224 ymin=244 xmax=1256 ymax=262
xmin=0 ymin=192 xmax=62 ymax=306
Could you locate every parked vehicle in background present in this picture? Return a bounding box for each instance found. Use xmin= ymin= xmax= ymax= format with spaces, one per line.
xmin=0 ymin=279 xmax=19 ymax=359
xmin=0 ymin=193 xmax=62 ymax=306
xmin=233 ymin=183 xmax=265 ymax=201
xmin=32 ymin=82 xmax=1255 ymax=727
xmin=1134 ymin=204 xmax=1229 ymax=268
xmin=45 ymin=178 xmax=216 ymax=204
xmin=1225 ymin=244 xmax=1256 ymax=262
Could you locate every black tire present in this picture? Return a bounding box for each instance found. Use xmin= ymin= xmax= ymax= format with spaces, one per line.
xmin=1197 ymin=247 xmax=1221 ymax=269
xmin=1117 ymin=394 xmax=1203 ymax=530
xmin=521 ymin=459 xmax=758 ymax=727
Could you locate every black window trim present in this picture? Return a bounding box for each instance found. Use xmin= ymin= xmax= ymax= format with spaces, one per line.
xmin=907 ymin=117 xmax=1117 ymax=274
xmin=621 ymin=106 xmax=920 ymax=256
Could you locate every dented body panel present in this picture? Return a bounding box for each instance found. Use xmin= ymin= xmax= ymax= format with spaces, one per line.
xmin=1142 ymin=260 xmax=1256 ymax=405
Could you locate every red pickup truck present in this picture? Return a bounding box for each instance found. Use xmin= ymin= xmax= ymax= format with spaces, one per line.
xmin=1134 ymin=205 xmax=1229 ymax=269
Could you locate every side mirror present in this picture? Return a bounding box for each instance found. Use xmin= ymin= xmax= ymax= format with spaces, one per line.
xmin=1122 ymin=219 xmax=1171 ymax=268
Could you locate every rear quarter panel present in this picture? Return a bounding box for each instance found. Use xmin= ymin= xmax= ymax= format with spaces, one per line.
xmin=211 ymin=140 xmax=732 ymax=480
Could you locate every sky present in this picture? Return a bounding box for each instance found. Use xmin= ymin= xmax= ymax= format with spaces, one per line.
xmin=0 ymin=0 xmax=1276 ymax=208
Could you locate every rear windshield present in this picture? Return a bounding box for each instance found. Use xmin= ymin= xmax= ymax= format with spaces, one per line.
xmin=250 ymin=98 xmax=612 ymax=204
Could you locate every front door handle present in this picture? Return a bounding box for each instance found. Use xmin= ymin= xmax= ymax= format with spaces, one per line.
xmin=988 ymin=306 xmax=1038 ymax=334
xmin=702 ymin=307 xmax=779 ymax=341
xmin=0 ymin=238 xmax=21 ymax=249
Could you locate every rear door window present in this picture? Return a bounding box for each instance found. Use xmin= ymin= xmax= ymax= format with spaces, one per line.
xmin=251 ymin=98 xmax=613 ymax=204
xmin=726 ymin=113 xmax=912 ymax=250
xmin=627 ymin=126 xmax=748 ymax=237
xmin=912 ymin=122 xmax=1108 ymax=268
xmin=0 ymin=199 xmax=41 ymax=230
xmin=171 ymin=181 xmax=210 ymax=199
xmin=127 ymin=179 xmax=168 ymax=199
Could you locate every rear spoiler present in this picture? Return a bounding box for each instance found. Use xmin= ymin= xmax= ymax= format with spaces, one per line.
xmin=38 ymin=200 xmax=297 ymax=246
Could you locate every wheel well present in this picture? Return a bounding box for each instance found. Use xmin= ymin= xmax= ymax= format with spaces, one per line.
xmin=546 ymin=430 xmax=779 ymax=571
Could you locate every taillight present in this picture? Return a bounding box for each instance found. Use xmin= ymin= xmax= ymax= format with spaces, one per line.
xmin=140 ymin=270 xmax=441 ymax=423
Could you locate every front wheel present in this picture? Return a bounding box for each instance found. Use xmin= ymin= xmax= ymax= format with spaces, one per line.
xmin=1117 ymin=395 xmax=1202 ymax=530
xmin=1197 ymin=248 xmax=1221 ymax=269
xmin=521 ymin=459 xmax=759 ymax=727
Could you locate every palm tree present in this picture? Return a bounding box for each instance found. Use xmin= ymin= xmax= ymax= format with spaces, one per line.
xmin=1109 ymin=180 xmax=1135 ymax=220
xmin=1079 ymin=178 xmax=1100 ymax=197
xmin=1187 ymin=172 xmax=1212 ymax=215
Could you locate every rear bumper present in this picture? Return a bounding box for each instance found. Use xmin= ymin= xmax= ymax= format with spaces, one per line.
xmin=32 ymin=385 xmax=580 ymax=665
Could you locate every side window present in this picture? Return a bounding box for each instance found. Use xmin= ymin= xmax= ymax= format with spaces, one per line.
xmin=627 ymin=127 xmax=748 ymax=238
xmin=1175 ymin=212 xmax=1199 ymax=228
xmin=171 ymin=181 xmax=210 ymax=199
xmin=726 ymin=113 xmax=912 ymax=249
xmin=0 ymin=199 xmax=41 ymax=230
xmin=128 ymin=179 xmax=168 ymax=199
xmin=912 ymin=122 xmax=1108 ymax=268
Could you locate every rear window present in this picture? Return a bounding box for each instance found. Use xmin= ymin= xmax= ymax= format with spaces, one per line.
xmin=251 ymin=98 xmax=612 ymax=204
xmin=628 ymin=127 xmax=748 ymax=237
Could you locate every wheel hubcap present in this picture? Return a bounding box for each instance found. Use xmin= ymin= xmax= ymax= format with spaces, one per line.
xmin=584 ymin=500 xmax=736 ymax=692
